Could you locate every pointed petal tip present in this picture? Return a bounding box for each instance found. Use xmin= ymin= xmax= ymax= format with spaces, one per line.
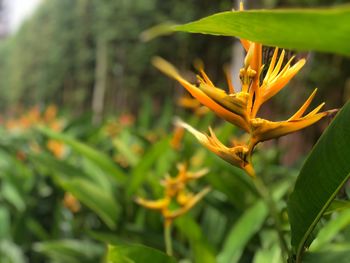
xmin=325 ymin=108 xmax=339 ymax=117
xmin=295 ymin=58 xmax=306 ymax=68
xmin=244 ymin=163 xmax=256 ymax=177
xmin=151 ymin=56 xmax=181 ymax=80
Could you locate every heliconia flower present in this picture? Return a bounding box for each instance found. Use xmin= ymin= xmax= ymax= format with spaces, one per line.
xmin=152 ymin=57 xmax=250 ymax=132
xmin=250 ymin=89 xmax=328 ymax=146
xmin=176 ymin=119 xmax=255 ymax=177
xmin=135 ymin=165 xmax=210 ymax=226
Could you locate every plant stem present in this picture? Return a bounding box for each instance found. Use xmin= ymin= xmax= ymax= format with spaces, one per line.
xmin=164 ymin=222 xmax=173 ymax=256
xmin=253 ymin=175 xmax=290 ymax=259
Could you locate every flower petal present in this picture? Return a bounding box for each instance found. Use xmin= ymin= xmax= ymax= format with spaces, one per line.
xmin=153 ymin=57 xmax=249 ymax=131
xmin=251 ymin=112 xmax=328 ymax=142
xmin=135 ymin=197 xmax=170 ymax=211
xmin=176 ymin=119 xmax=255 ymax=176
xmin=288 ymin=88 xmax=318 ymax=121
xmin=262 ymin=59 xmax=306 ymax=103
xmin=164 ymin=187 xmax=211 ymax=220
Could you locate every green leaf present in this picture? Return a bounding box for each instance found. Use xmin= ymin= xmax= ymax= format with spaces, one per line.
xmin=106 ymin=243 xmax=176 ymax=263
xmin=310 ymin=209 xmax=350 ymax=251
xmin=217 ymin=200 xmax=267 ymax=263
xmin=113 ymin=138 xmax=139 ymax=166
xmin=174 ymin=6 xmax=350 ymax=56
xmin=324 ymin=200 xmax=350 ymax=216
xmin=126 ymin=138 xmax=170 ymax=197
xmin=38 ymin=127 xmax=126 ymax=183
xmin=303 ymin=244 xmax=350 ymax=263
xmin=217 ymin=180 xmax=290 ymax=263
xmin=0 ymin=240 xmax=26 ymax=263
xmin=1 ymin=181 xmax=25 ymax=212
xmin=34 ymin=239 xmax=104 ymax=263
xmin=0 ymin=206 xmax=10 ymax=239
xmin=287 ymin=101 xmax=350 ymax=261
xmin=175 ymin=215 xmax=216 ymax=263
xmin=253 ymin=231 xmax=282 ymax=263
xmin=59 ymin=178 xmax=120 ymax=230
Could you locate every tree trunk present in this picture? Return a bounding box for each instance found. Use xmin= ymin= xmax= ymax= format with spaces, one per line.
xmin=92 ymin=38 xmax=108 ymax=124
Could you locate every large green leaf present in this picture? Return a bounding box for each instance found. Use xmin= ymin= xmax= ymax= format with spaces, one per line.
xmin=173 ymin=6 xmax=350 ymax=56
xmin=287 ymin=101 xmax=350 ymax=261
xmin=106 ymin=243 xmax=176 ymax=263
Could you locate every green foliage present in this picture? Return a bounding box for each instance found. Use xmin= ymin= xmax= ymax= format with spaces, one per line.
xmin=217 ymin=180 xmax=289 ymax=263
xmin=288 ymin=101 xmax=350 ymax=261
xmin=107 ymin=243 xmax=176 ymax=263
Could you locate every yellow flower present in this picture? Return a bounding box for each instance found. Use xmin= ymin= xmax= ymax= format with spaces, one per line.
xmin=176 ymin=119 xmax=255 ymax=177
xmin=63 ymin=192 xmax=81 ymax=213
xmin=135 ymin=164 xmax=210 ymax=226
xmin=47 ymin=139 xmax=66 ymax=159
xmin=170 ymin=126 xmax=185 ymax=150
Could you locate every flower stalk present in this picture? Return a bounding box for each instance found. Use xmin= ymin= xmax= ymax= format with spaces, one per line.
xmin=252 ymin=175 xmax=290 ymax=260
xmin=164 ymin=222 xmax=173 ymax=256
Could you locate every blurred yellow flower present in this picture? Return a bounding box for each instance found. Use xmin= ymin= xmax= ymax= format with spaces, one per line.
xmin=170 ymin=126 xmax=185 ymax=150
xmin=47 ymin=139 xmax=66 ymax=159
xmin=135 ymin=163 xmax=210 ymax=226
xmin=177 ymin=95 xmax=209 ymax=116
xmin=63 ymin=192 xmax=81 ymax=213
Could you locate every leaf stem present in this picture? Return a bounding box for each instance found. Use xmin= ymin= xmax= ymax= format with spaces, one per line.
xmin=164 ymin=222 xmax=173 ymax=256
xmin=253 ymin=175 xmax=290 ymax=260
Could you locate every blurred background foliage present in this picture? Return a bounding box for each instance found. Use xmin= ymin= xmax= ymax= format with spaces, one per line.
xmin=0 ymin=0 xmax=349 ymax=262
